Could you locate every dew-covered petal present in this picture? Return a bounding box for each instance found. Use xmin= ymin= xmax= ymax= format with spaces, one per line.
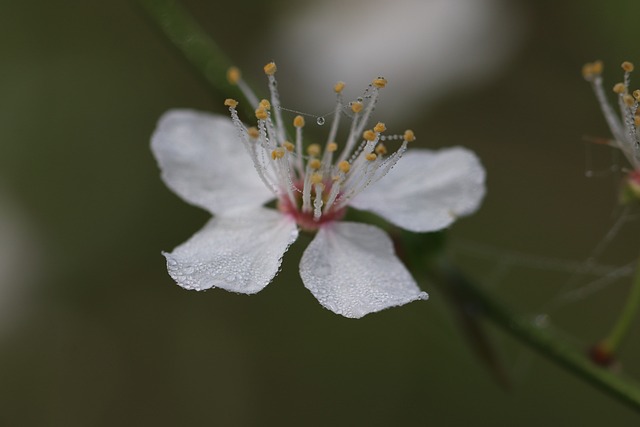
xmin=350 ymin=147 xmax=486 ymax=232
xmin=151 ymin=109 xmax=274 ymax=215
xmin=300 ymin=222 xmax=427 ymax=319
xmin=164 ymin=208 xmax=298 ymax=294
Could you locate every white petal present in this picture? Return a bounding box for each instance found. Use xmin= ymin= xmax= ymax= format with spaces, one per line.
xmin=350 ymin=147 xmax=486 ymax=233
xmin=151 ymin=109 xmax=273 ymax=214
xmin=164 ymin=208 xmax=298 ymax=294
xmin=300 ymin=222 xmax=427 ymax=319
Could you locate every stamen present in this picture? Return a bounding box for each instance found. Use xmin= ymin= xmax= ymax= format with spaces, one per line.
xmin=247 ymin=127 xmax=260 ymax=139
xmin=264 ymin=61 xmax=287 ymax=145
xmin=312 ymin=175 xmax=325 ymax=220
xmin=363 ymin=129 xmax=377 ymax=141
xmin=614 ymin=83 xmax=626 ymax=94
xmin=227 ymin=66 xmax=259 ymax=108
xmin=226 ymin=64 xmax=416 ymax=229
xmin=260 ymin=99 xmax=271 ymax=110
xmin=307 ymin=143 xmax=321 ymax=158
xmin=282 ymin=141 xmax=295 ymax=151
xmin=375 ymin=143 xmax=388 ymax=155
xmin=264 ymin=62 xmax=277 ymax=75
xmin=322 ymin=142 xmax=338 ymax=173
xmin=294 ymin=115 xmax=305 ymax=127
xmin=374 ymin=122 xmax=386 ymax=133
xmin=227 ymin=104 xmax=278 ymax=195
xmin=338 ymin=160 xmax=351 ymax=174
xmin=294 ymin=115 xmax=305 ymax=175
xmin=403 ymin=129 xmax=416 ymax=142
xmin=255 ymin=107 xmax=268 ymax=120
xmin=372 ymin=77 xmax=388 ymax=88
xmin=227 ymin=67 xmax=241 ymax=85
xmin=623 ymin=94 xmax=635 ymax=107
xmin=272 ymin=147 xmax=285 ymax=159
xmin=224 ymin=98 xmax=238 ymax=108
xmin=585 ymin=61 xmax=626 ymax=143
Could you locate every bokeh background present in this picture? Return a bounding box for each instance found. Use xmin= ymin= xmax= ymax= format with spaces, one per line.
xmin=1 ymin=0 xmax=640 ymax=425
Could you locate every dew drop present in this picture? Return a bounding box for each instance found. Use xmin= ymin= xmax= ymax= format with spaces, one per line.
xmin=316 ymin=117 xmax=326 ymax=126
xmin=357 ymin=97 xmax=364 ymax=103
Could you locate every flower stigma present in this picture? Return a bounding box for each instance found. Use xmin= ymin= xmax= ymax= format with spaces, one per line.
xmin=225 ymin=62 xmax=416 ymax=230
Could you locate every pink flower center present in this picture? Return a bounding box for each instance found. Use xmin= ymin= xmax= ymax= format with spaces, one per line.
xmin=277 ymin=180 xmax=347 ymax=231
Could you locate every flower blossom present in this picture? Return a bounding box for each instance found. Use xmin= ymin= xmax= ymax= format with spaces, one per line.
xmin=151 ymin=62 xmax=486 ymax=318
xmin=583 ymin=60 xmax=640 ymax=201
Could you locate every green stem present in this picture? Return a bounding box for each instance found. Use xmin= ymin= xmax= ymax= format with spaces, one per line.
xmin=604 ymin=258 xmax=640 ymax=352
xmin=136 ymin=0 xmax=252 ymax=116
xmin=425 ymin=255 xmax=640 ymax=413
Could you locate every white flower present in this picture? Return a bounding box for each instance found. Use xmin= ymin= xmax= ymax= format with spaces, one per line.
xmin=583 ymin=60 xmax=640 ymax=200
xmin=151 ymin=62 xmax=486 ymax=318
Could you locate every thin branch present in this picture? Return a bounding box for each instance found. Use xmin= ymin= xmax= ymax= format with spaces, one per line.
xmin=424 ymin=255 xmax=640 ymax=413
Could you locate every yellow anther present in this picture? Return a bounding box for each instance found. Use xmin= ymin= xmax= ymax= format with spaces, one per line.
xmin=633 ymin=90 xmax=640 ymax=100
xmin=264 ymin=62 xmax=277 ymax=76
xmin=247 ymin=127 xmax=260 ymax=139
xmin=351 ymin=102 xmax=364 ymax=113
xmin=327 ymin=142 xmax=338 ymax=152
xmin=403 ymin=129 xmax=416 ymax=142
xmin=372 ymin=77 xmax=388 ymax=88
xmin=373 ymin=122 xmax=386 ymax=133
xmin=338 ymin=161 xmax=351 ymax=173
xmin=375 ymin=144 xmax=388 ymax=155
xmin=307 ymin=143 xmax=321 ymax=157
xmin=581 ymin=63 xmax=592 ymax=79
xmin=613 ymin=82 xmax=626 ymax=94
xmin=334 ymin=81 xmax=346 ymax=93
xmin=293 ymin=115 xmax=305 ymax=128
xmin=271 ymin=148 xmax=285 ymax=160
xmin=227 ymin=67 xmax=241 ymax=85
xmin=255 ymin=107 xmax=268 ymax=120
xmin=622 ymin=61 xmax=635 ymax=72
xmin=624 ymin=94 xmax=635 ymax=107
xmin=635 ymin=116 xmax=640 ymax=126
xmin=283 ymin=141 xmax=294 ymax=151
xmin=224 ymin=98 xmax=238 ymax=108
xmin=591 ymin=60 xmax=603 ymax=75
xmin=582 ymin=61 xmax=604 ymax=80
xmin=363 ymin=130 xmax=377 ymax=141
xmin=311 ymin=173 xmax=323 ymax=185
xmin=309 ymin=159 xmax=321 ymax=170
xmin=365 ymin=153 xmax=378 ymax=161
xmin=259 ymin=99 xmax=271 ymax=110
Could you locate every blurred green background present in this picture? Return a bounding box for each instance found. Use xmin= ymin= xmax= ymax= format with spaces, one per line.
xmin=1 ymin=0 xmax=640 ymax=425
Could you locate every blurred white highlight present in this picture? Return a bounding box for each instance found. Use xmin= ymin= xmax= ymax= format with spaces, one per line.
xmin=272 ymin=0 xmax=525 ymax=117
